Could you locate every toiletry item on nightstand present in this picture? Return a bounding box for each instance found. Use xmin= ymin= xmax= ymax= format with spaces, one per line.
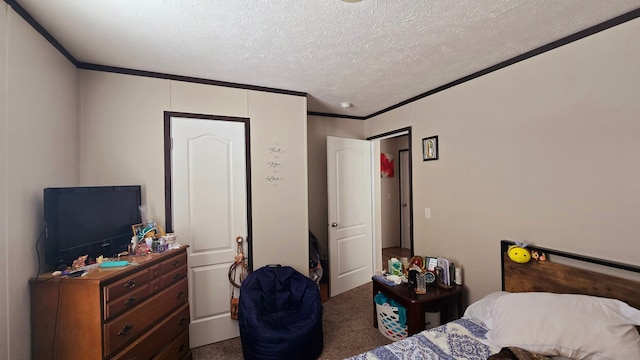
xmin=455 ymin=266 xmax=462 ymax=285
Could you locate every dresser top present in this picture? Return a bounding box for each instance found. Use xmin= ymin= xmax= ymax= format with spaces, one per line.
xmin=31 ymin=246 xmax=188 ymax=284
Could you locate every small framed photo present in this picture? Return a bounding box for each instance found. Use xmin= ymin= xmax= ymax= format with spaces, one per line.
xmin=422 ymin=136 xmax=439 ymax=161
xmin=131 ymin=223 xmax=144 ymax=237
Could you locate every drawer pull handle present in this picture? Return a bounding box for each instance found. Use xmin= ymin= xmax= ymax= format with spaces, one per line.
xmin=174 ymin=344 xmax=186 ymax=354
xmin=172 ymin=260 xmax=182 ymax=267
xmin=124 ymin=280 xmax=136 ymax=289
xmin=177 ymin=316 xmax=188 ymax=326
xmin=124 ymin=296 xmax=137 ymax=306
xmin=117 ymin=324 xmax=133 ymax=336
xmin=175 ymin=291 xmax=185 ymax=299
xmin=172 ymin=273 xmax=182 ymax=280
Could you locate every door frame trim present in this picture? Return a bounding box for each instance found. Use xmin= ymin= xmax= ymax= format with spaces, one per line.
xmin=163 ymin=111 xmax=254 ymax=269
xmin=398 ymin=148 xmax=410 ymax=249
xmin=367 ymin=126 xmax=413 ymax=256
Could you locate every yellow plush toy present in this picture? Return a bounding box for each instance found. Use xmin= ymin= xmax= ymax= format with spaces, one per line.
xmin=508 ymin=241 xmax=531 ymax=263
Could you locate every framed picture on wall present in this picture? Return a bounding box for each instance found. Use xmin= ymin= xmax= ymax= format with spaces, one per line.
xmin=422 ymin=136 xmax=438 ymax=161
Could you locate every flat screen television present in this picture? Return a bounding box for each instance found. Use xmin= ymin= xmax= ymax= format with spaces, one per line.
xmin=44 ymin=185 xmax=142 ymax=267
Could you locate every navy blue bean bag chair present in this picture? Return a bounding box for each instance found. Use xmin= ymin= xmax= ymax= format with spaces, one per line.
xmin=239 ymin=265 xmax=323 ymax=360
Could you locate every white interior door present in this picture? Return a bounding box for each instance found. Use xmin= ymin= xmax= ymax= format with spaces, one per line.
xmin=400 ymin=150 xmax=411 ymax=249
xmin=327 ymin=136 xmax=373 ymax=297
xmin=170 ymin=115 xmax=249 ymax=347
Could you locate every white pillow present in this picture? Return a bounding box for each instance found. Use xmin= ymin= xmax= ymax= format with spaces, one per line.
xmin=463 ymin=291 xmax=509 ymax=328
xmin=485 ymin=292 xmax=640 ymax=360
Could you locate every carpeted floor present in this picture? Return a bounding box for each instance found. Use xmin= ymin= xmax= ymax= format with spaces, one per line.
xmin=192 ymin=281 xmax=393 ymax=360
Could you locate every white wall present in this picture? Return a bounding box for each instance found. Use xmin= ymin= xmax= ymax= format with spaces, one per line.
xmin=79 ymin=71 xmax=309 ymax=273
xmin=248 ymin=91 xmax=309 ymax=269
xmin=1 ymin=5 xmax=79 ymax=359
xmin=78 ymin=71 xmax=170 ymax=218
xmin=366 ymin=17 xmax=640 ymax=304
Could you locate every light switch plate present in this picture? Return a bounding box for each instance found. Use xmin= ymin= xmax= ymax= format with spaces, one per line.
xmin=425 ymin=208 xmax=431 ymax=219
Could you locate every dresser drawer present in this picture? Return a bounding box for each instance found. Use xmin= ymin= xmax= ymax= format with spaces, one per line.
xmin=111 ymin=303 xmax=190 ymax=360
xmin=104 ymin=269 xmax=150 ymax=304
xmin=153 ymin=329 xmax=190 ymax=360
xmin=159 ymin=252 xmax=187 ymax=275
xmin=161 ymin=264 xmax=187 ymax=288
xmin=104 ymin=278 xmax=189 ymax=357
xmin=104 ymin=283 xmax=150 ymax=320
xmin=158 ymin=252 xmax=188 ymax=289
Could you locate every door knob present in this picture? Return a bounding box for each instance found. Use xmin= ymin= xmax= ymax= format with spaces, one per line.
xmin=331 ymin=222 xmax=338 ymax=228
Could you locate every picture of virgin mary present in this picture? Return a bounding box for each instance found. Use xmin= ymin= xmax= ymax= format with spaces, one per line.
xmin=422 ymin=136 xmax=438 ymax=161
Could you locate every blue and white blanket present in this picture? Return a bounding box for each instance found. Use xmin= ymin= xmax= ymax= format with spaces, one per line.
xmin=347 ymin=318 xmax=500 ymax=360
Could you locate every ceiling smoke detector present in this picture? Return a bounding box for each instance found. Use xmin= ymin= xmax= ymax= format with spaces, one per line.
xmin=340 ymin=102 xmax=353 ymax=109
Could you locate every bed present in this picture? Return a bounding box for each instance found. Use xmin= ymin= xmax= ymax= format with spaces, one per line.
xmin=348 ymin=240 xmax=640 ymax=360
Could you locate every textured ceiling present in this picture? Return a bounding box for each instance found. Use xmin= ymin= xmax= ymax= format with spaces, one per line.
xmin=14 ymin=0 xmax=640 ymax=117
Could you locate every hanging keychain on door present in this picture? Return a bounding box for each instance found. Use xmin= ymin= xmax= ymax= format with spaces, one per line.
xmin=228 ymin=236 xmax=249 ymax=320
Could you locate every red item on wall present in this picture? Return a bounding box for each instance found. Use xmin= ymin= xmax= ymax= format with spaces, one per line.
xmin=381 ymin=153 xmax=394 ymax=177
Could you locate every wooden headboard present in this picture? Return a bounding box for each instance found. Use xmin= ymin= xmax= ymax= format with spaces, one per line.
xmin=501 ymin=240 xmax=640 ymax=310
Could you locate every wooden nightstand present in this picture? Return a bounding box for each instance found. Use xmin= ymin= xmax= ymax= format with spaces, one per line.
xmin=372 ymin=276 xmax=463 ymax=336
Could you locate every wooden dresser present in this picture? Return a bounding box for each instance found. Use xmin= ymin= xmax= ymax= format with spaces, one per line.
xmin=30 ymin=246 xmax=191 ymax=360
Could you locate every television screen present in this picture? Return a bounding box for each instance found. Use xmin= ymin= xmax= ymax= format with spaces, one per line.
xmin=44 ymin=185 xmax=142 ymax=267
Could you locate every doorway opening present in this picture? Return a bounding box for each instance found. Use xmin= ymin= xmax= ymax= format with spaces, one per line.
xmin=323 ymin=127 xmax=412 ymax=298
xmin=368 ymin=127 xmax=413 ymax=272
